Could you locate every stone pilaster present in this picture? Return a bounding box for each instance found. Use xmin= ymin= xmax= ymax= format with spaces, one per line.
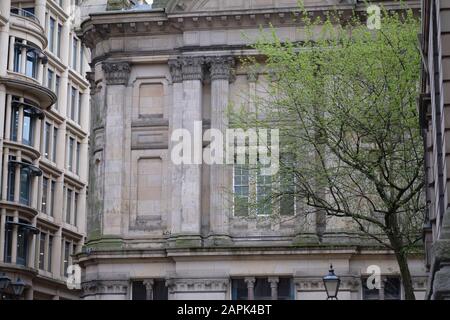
xmin=168 ymin=59 xmax=183 ymax=237
xmin=207 ymin=56 xmax=235 ymax=244
xmin=100 ymin=61 xmax=131 ymax=238
xmin=169 ymin=57 xmax=204 ymax=246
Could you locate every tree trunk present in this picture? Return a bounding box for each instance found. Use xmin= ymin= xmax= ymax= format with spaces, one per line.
xmin=392 ymin=244 xmax=416 ymax=300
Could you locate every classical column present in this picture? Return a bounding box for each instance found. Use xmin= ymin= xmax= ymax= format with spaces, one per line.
xmin=245 ymin=277 xmax=256 ymax=300
xmin=0 ymin=208 xmax=5 ymax=262
xmin=168 ymin=59 xmax=183 ymax=236
xmin=34 ymin=0 xmax=46 ymax=28
xmin=0 ymin=1 xmax=10 ymax=76
xmin=179 ymin=57 xmax=204 ymax=241
xmin=268 ymin=277 xmax=279 ymax=300
xmin=143 ymin=279 xmax=154 ymax=300
xmin=208 ymin=56 xmax=234 ymax=243
xmin=101 ymin=61 xmax=131 ymax=236
xmin=52 ymin=228 xmax=62 ymax=277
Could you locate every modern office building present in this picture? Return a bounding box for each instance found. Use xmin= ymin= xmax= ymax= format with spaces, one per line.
xmin=420 ymin=0 xmax=450 ymax=300
xmin=0 ymin=0 xmax=89 ymax=299
xmin=76 ymin=0 xmax=427 ymax=300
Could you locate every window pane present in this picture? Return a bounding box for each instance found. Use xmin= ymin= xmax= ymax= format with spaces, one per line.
xmin=57 ymin=24 xmax=62 ymax=57
xmin=153 ymin=280 xmax=168 ymax=300
xmin=68 ymin=137 xmax=74 ymax=171
xmin=39 ymin=232 xmax=46 ymax=270
xmin=47 ymin=69 xmax=54 ymax=89
xmin=48 ymin=18 xmax=55 ymax=53
xmin=19 ymin=168 xmax=31 ymax=205
xmin=52 ymin=127 xmax=58 ymax=162
xmin=232 ymin=279 xmax=248 ymax=300
xmin=384 ymin=277 xmax=401 ymax=300
xmin=254 ymin=278 xmax=271 ymax=300
xmin=66 ymin=189 xmax=72 ymax=224
xmin=55 ymin=75 xmax=60 ymax=109
xmin=41 ymin=177 xmax=48 ymax=213
xmin=22 ymin=113 xmax=33 ymax=146
xmin=278 ymin=278 xmax=294 ymax=300
xmin=50 ymin=181 xmax=56 ymax=217
xmin=233 ymin=164 xmax=249 ymax=216
xmin=362 ymin=277 xmax=380 ymax=300
xmin=131 ymin=281 xmax=146 ymax=300
xmin=44 ymin=122 xmax=51 ymax=158
xmin=63 ymin=241 xmax=70 ymax=276
xmin=25 ymin=49 xmax=37 ymax=78
xmin=11 ymin=105 xmax=19 ymax=141
xmin=17 ymin=222 xmax=28 ymax=266
xmin=13 ymin=42 xmax=22 ymax=73
xmin=257 ymin=172 xmax=272 ymax=215
xmin=48 ymin=235 xmax=53 ymax=272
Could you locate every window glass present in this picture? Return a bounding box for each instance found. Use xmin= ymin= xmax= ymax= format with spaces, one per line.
xmin=41 ymin=177 xmax=48 ymax=213
xmin=48 ymin=17 xmax=55 ymax=53
xmin=19 ymin=167 xmax=31 ymax=205
xmin=384 ymin=277 xmax=401 ymax=300
xmin=131 ymin=281 xmax=146 ymax=300
xmin=22 ymin=110 xmax=33 ymax=146
xmin=44 ymin=122 xmax=51 ymax=158
xmin=52 ymin=127 xmax=58 ymax=162
xmin=39 ymin=232 xmax=46 ymax=270
xmin=233 ymin=164 xmax=249 ymax=216
xmin=63 ymin=241 xmax=70 ymax=276
xmin=66 ymin=189 xmax=72 ymax=224
xmin=48 ymin=235 xmax=53 ymax=272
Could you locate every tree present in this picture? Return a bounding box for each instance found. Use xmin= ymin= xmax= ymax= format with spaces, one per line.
xmin=230 ymin=7 xmax=423 ymax=300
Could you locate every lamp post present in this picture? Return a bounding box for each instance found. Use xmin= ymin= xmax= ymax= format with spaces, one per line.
xmin=323 ymin=265 xmax=340 ymax=300
xmin=0 ymin=273 xmax=26 ymax=300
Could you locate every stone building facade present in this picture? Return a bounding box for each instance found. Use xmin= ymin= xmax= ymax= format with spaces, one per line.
xmin=420 ymin=0 xmax=450 ymax=300
xmin=0 ymin=0 xmax=89 ymax=299
xmin=78 ymin=0 xmax=427 ymax=300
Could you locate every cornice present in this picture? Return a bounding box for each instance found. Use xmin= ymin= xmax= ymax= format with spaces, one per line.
xmin=81 ymin=2 xmax=421 ymax=50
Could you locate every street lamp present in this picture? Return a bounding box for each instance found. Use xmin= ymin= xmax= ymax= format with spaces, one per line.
xmin=323 ymin=264 xmax=340 ymax=300
xmin=10 ymin=278 xmax=25 ymax=296
xmin=0 ymin=274 xmax=26 ymax=300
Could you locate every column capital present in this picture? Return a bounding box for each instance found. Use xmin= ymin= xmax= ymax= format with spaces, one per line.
xmin=181 ymin=56 xmax=205 ymax=81
xmin=244 ymin=277 xmax=256 ymax=287
xmin=268 ymin=277 xmax=279 ymax=287
xmin=143 ymin=279 xmax=154 ymax=290
xmin=168 ymin=59 xmax=183 ymax=83
xmin=207 ymin=56 xmax=235 ymax=82
xmin=102 ymin=61 xmax=131 ymax=85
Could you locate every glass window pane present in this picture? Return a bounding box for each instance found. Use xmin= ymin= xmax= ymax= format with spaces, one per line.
xmin=39 ymin=232 xmax=46 ymax=270
xmin=41 ymin=177 xmax=48 ymax=213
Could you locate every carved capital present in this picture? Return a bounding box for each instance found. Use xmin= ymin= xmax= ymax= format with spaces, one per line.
xmin=207 ymin=56 xmax=235 ymax=82
xmin=244 ymin=277 xmax=256 ymax=288
xmin=168 ymin=59 xmax=183 ymax=83
xmin=181 ymin=56 xmax=205 ymax=81
xmin=102 ymin=62 xmax=131 ymax=85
